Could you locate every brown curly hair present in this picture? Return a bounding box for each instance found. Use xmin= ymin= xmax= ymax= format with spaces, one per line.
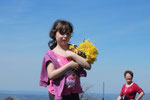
xmin=124 ymin=70 xmax=134 ymax=79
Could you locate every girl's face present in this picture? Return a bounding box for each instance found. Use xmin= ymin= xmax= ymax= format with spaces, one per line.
xmin=125 ymin=73 xmax=132 ymax=84
xmin=55 ymin=31 xmax=71 ymax=46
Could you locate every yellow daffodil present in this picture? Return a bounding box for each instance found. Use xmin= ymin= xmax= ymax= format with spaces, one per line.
xmin=70 ymin=40 xmax=99 ymax=64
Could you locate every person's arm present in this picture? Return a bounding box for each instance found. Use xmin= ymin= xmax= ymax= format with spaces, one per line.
xmin=136 ymin=92 xmax=144 ymax=100
xmin=117 ymin=84 xmax=125 ymax=100
xmin=65 ymin=50 xmax=91 ymax=70
xmin=47 ymin=61 xmax=79 ymax=80
xmin=135 ymin=83 xmax=144 ymax=100
xmin=117 ymin=96 xmax=121 ymax=100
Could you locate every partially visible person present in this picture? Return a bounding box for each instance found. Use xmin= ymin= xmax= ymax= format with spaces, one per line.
xmin=117 ymin=70 xmax=144 ymax=100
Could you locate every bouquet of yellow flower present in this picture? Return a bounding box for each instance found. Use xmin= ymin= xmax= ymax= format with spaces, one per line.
xmin=69 ymin=40 xmax=99 ymax=64
xmin=69 ymin=40 xmax=98 ymax=77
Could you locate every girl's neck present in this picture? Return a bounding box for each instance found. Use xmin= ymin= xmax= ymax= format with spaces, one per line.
xmin=52 ymin=44 xmax=69 ymax=57
xmin=54 ymin=44 xmax=69 ymax=51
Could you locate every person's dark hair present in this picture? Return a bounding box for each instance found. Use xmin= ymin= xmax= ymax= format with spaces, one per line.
xmin=124 ymin=70 xmax=134 ymax=79
xmin=48 ymin=19 xmax=73 ymax=50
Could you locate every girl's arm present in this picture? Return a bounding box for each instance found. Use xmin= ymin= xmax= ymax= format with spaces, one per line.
xmin=117 ymin=96 xmax=121 ymax=100
xmin=65 ymin=50 xmax=91 ymax=70
xmin=136 ymin=92 xmax=144 ymax=100
xmin=47 ymin=61 xmax=79 ymax=80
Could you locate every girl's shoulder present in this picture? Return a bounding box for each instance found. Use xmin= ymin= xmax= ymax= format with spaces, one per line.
xmin=44 ymin=49 xmax=59 ymax=66
xmin=45 ymin=49 xmax=56 ymax=59
xmin=46 ymin=49 xmax=59 ymax=56
xmin=46 ymin=49 xmax=52 ymax=54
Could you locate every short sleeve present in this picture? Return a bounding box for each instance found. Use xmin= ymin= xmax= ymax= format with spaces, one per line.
xmin=39 ymin=54 xmax=52 ymax=87
xmin=134 ymin=83 xmax=144 ymax=94
xmin=45 ymin=55 xmax=52 ymax=64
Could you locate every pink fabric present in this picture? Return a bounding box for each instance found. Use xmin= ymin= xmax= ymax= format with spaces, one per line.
xmin=51 ymin=51 xmax=83 ymax=95
xmin=40 ymin=50 xmax=86 ymax=100
xmin=120 ymin=82 xmax=144 ymax=99
xmin=63 ymin=76 xmax=83 ymax=95
xmin=39 ymin=54 xmax=52 ymax=87
xmin=48 ymin=80 xmax=55 ymax=95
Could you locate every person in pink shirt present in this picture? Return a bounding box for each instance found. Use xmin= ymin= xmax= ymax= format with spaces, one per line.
xmin=117 ymin=70 xmax=144 ymax=100
xmin=40 ymin=19 xmax=91 ymax=100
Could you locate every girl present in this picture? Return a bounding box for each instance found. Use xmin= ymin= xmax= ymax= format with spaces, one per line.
xmin=40 ymin=19 xmax=91 ymax=100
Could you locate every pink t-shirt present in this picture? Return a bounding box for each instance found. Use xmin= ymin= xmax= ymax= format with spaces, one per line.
xmin=48 ymin=51 xmax=83 ymax=95
xmin=120 ymin=82 xmax=144 ymax=99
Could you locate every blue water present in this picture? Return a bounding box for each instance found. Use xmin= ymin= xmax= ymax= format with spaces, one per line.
xmin=0 ymin=91 xmax=149 ymax=100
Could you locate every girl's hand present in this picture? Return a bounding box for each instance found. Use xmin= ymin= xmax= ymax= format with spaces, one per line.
xmin=68 ymin=61 xmax=80 ymax=70
xmin=65 ymin=50 xmax=75 ymax=58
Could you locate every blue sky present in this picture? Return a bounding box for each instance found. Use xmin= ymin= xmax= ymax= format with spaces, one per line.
xmin=0 ymin=0 xmax=150 ymax=94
